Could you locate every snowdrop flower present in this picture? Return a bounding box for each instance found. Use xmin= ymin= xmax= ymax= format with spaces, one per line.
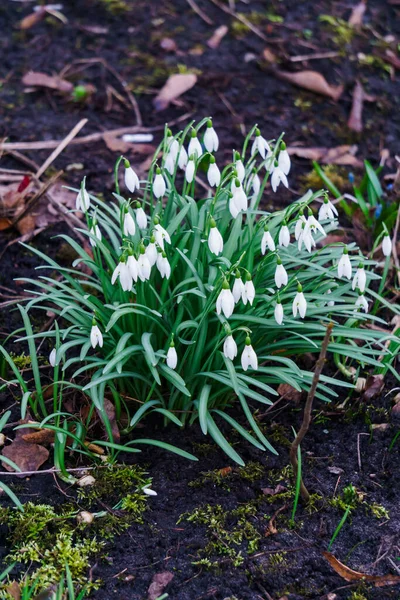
xmin=274 ymin=298 xmax=284 ymax=325
xmin=271 ymin=162 xmax=289 ymax=193
xmin=188 ymin=129 xmax=203 ymax=159
xmin=178 ymin=145 xmax=188 ymax=170
xmin=216 ymin=279 xmax=235 ymax=318
xmin=123 ymin=208 xmax=136 ymax=236
xmin=223 ymin=334 xmax=237 ymax=360
xmin=352 ymin=263 xmax=366 ymax=293
xmin=127 ymin=253 xmax=138 ymax=282
xmin=249 ymin=168 xmax=261 ymax=196
xmin=306 ymin=212 xmax=326 ymax=237
xmin=261 ymin=226 xmax=276 ymax=254
xmin=327 ymin=289 xmax=335 ymax=307
xmin=164 ymin=151 xmax=176 ymax=175
xmin=292 ymin=283 xmax=307 ymax=318
xmin=231 ymin=179 xmax=247 ymax=214
xmin=338 ymin=246 xmax=352 ymax=279
xmin=242 ymin=274 xmax=255 ymax=306
xmin=204 ymin=119 xmax=219 ymax=152
xmin=232 ymin=272 xmax=245 ymax=304
xmin=207 ymin=156 xmax=221 ymax=187
xmin=124 ymin=160 xmax=140 ymax=193
xmin=234 ymin=151 xmax=245 ymax=183
xmin=297 ymin=222 xmax=314 ymax=253
xmin=166 ymin=340 xmax=177 ymax=369
xmin=241 ymin=336 xmax=258 ymax=371
xmin=135 ymin=202 xmax=148 ymax=230
xmin=295 ymin=210 xmax=307 ymax=241
xmin=278 ymin=141 xmax=291 ymax=175
xmin=90 ymin=320 xmax=103 ymax=349
xmin=318 ymin=196 xmax=338 ymax=221
xmin=185 ymin=155 xmax=195 ymax=183
xmin=112 ymin=258 xmax=133 ymax=291
xmin=145 ymin=236 xmax=158 ymax=266
xmin=49 ymin=348 xmax=57 ymax=367
xmin=76 ymin=186 xmax=90 ymax=213
xmin=208 ymin=218 xmax=223 ymax=256
xmin=382 ymin=234 xmax=392 ymax=257
xmin=164 ymin=130 xmax=179 ymax=174
xmin=275 ymin=257 xmax=288 ymax=289
xmin=355 ymin=292 xmax=369 ymax=313
xmin=154 ymin=219 xmax=171 ymax=250
xmin=229 ymin=192 xmax=240 ymax=219
xmin=156 ymin=251 xmax=171 ymax=279
xmin=278 ymin=222 xmax=290 ymax=247
xmin=137 ymin=245 xmax=151 ymax=282
xmin=89 ymin=222 xmax=102 ymax=247
xmin=153 ymin=167 xmax=166 ymax=198
xmin=251 ymin=128 xmax=270 ymax=159
xmin=142 ymin=486 xmax=157 ymax=496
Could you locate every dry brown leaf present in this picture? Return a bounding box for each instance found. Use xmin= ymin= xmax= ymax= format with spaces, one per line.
xmin=153 ymin=74 xmax=197 ymax=111
xmin=22 ymin=71 xmax=73 ymax=93
xmin=16 ymin=214 xmax=36 ymax=236
xmin=5 ymin=581 xmax=20 ymax=600
xmin=287 ymin=144 xmax=362 ymax=167
xmin=97 ymin=398 xmax=120 ymax=443
xmin=348 ymin=1 xmax=367 ymax=28
xmin=0 ymin=217 xmax=12 ymax=230
xmin=160 ymin=37 xmax=178 ymax=52
xmin=262 ymin=47 xmax=277 ymax=63
xmin=323 ymin=552 xmax=400 ymax=586
xmin=21 ymin=429 xmax=55 ymax=445
xmin=348 ymin=81 xmax=364 ymax=132
xmin=278 ymin=383 xmax=302 ymax=403
xmin=19 ymin=9 xmax=46 ymax=30
xmin=207 ymin=25 xmax=229 ymax=49
xmin=148 ymin=572 xmax=174 ymax=600
xmin=2 ymin=441 xmax=49 ymax=474
xmin=362 ymin=374 xmax=385 ymax=401
xmin=262 ymin=484 xmax=286 ymax=496
xmin=275 ymin=69 xmax=344 ymax=100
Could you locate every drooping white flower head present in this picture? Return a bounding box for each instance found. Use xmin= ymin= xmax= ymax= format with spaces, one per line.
xmin=355 ymin=292 xmax=369 ymax=313
xmin=295 ymin=211 xmax=307 ymax=241
xmin=49 ymin=348 xmax=57 ymax=367
xmin=271 ymin=163 xmax=289 ymax=193
xmin=127 ymin=254 xmax=138 ymax=282
xmin=352 ymin=263 xmax=366 ymax=293
xmin=278 ymin=222 xmax=290 ymax=247
xmin=261 ymin=227 xmax=276 ymax=254
xmin=251 ymin=128 xmax=271 ymax=159
xmin=164 ymin=151 xmax=176 ymax=175
xmin=166 ymin=341 xmax=177 ymax=369
xmin=223 ymin=334 xmax=238 ymax=360
xmin=229 ymin=192 xmax=240 ymax=219
xmin=90 ymin=321 xmax=103 ymax=349
xmin=203 ymin=119 xmax=219 ymax=152
xmin=278 ymin=141 xmax=291 ymax=175
xmin=137 ymin=244 xmax=151 ymax=282
xmin=76 ymin=185 xmax=90 ymax=213
xmin=208 ymin=218 xmax=223 ymax=256
xmin=242 ymin=274 xmax=255 ymax=306
xmin=154 ymin=219 xmax=171 ymax=250
xmin=156 ymin=251 xmax=171 ymax=279
xmin=89 ymin=223 xmax=102 ymax=248
xmin=318 ymin=196 xmax=338 ymax=222
xmin=306 ymin=213 xmax=325 ymax=238
xmin=111 ymin=258 xmax=133 ymax=291
xmin=135 ymin=202 xmax=148 ymax=230
xmin=185 ymin=155 xmax=196 ymax=183
xmin=274 ymin=299 xmax=284 ymax=325
xmin=164 ymin=130 xmax=179 ymax=174
xmin=382 ymin=234 xmax=392 ymax=257
xmin=231 ymin=178 xmax=248 ymax=214
xmin=234 ymin=151 xmax=245 ymax=183
xmin=153 ymin=167 xmax=166 ymax=198
xmin=275 ymin=257 xmax=288 ymax=289
xmin=123 ymin=208 xmax=136 ymax=236
xmin=178 ymin=145 xmax=188 ymax=170
xmin=241 ymin=336 xmax=258 ymax=371
xmin=297 ymin=222 xmax=315 ymax=253
xmin=124 ymin=161 xmax=140 ymax=193
xmin=232 ymin=273 xmax=245 ymax=304
xmin=145 ymin=236 xmax=158 ymax=266
xmin=338 ymin=246 xmax=352 ymax=279
xmin=188 ymin=129 xmax=203 ymax=159
xmin=207 ymin=156 xmax=221 ymax=187
xmin=216 ymin=280 xmax=235 ymax=318
xmin=292 ymin=283 xmax=307 ymax=318
xmin=249 ymin=169 xmax=261 ymax=196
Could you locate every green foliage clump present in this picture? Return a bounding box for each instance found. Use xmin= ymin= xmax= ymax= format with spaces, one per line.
xmin=77 ymin=464 xmax=150 ymax=506
xmin=189 ymin=461 xmax=264 ymax=489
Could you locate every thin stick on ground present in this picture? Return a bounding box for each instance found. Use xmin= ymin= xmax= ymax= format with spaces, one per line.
xmin=290 ymin=322 xmax=334 ymax=502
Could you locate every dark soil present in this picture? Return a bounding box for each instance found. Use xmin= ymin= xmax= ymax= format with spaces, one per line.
xmin=1 ymin=1 xmax=400 ymax=599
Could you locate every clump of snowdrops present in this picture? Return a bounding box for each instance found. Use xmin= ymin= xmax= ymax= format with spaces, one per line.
xmin=8 ymin=118 xmax=398 ymax=465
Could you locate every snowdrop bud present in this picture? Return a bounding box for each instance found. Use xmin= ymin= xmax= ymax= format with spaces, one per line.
xmin=352 ymin=263 xmax=366 ymax=293
xmin=355 ymin=292 xmax=369 ymax=313
xmin=261 ymin=226 xmax=276 ymax=254
xmin=145 ymin=236 xmax=158 ymax=266
xmin=382 ymin=234 xmax=392 ymax=257
xmin=138 ymin=244 xmax=151 ymax=282
xmin=207 ymin=156 xmax=221 ymax=187
xmin=135 ymin=202 xmax=148 ymax=230
xmin=271 ymin=162 xmax=289 ymax=193
xmin=208 ymin=218 xmax=223 ymax=256
xmin=216 ymin=279 xmax=235 ymax=318
xmin=188 ymin=129 xmax=203 ymax=159
xmin=278 ymin=222 xmax=290 ymax=247
xmin=178 ymin=145 xmax=188 ymax=170
xmin=124 ymin=160 xmax=140 ymax=193
xmin=234 ymin=151 xmax=245 ymax=183
xmin=338 ymin=246 xmax=352 ymax=279
xmin=157 ymin=251 xmax=171 ymax=279
xmin=232 ymin=271 xmax=245 ymax=304
xmin=204 ymin=119 xmax=219 ymax=152
xmin=123 ymin=208 xmax=136 ymax=236
xmin=251 ymin=128 xmax=270 ymax=159
xmin=142 ymin=486 xmax=157 ymax=496
xmin=318 ymin=196 xmax=338 ymax=221
xmin=90 ymin=319 xmax=103 ymax=349
xmin=278 ymin=141 xmax=291 ymax=175
xmin=275 ymin=256 xmax=288 ymax=288
xmin=154 ymin=220 xmax=171 ymax=250
xmin=166 ymin=340 xmax=177 ymax=369
xmin=242 ymin=273 xmax=255 ymax=306
xmin=249 ymin=168 xmax=261 ymax=195
xmin=185 ymin=155 xmax=195 ymax=183
xmin=241 ymin=336 xmax=258 ymax=371
xmin=274 ymin=299 xmax=284 ymax=325
xmin=223 ymin=334 xmax=238 ymax=360
xmin=76 ymin=186 xmax=90 ymax=213
xmin=292 ymin=283 xmax=307 ymax=319
xmin=49 ymin=348 xmax=57 ymax=367
xmin=153 ymin=167 xmax=166 ymax=198
xmin=89 ymin=223 xmax=102 ymax=248
xmin=127 ymin=254 xmax=138 ymax=282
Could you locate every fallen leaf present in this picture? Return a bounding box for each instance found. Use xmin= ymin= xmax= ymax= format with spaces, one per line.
xmin=278 ymin=383 xmax=302 ymax=403
xmin=5 ymin=581 xmax=20 ymax=600
xmin=217 ymin=466 xmax=233 ymax=477
xmin=97 ymin=398 xmax=120 ymax=443
xmin=160 ymin=37 xmax=178 ymax=52
xmin=0 ymin=217 xmax=12 ymax=230
xmin=19 ymin=9 xmax=46 ymax=30
xmin=262 ymin=47 xmax=277 ymax=63
xmin=16 ymin=214 xmax=36 ymax=236
xmin=207 ymin=25 xmax=229 ymax=49
xmin=2 ymin=441 xmax=49 ymax=474
xmin=287 ymin=144 xmax=362 ymax=167
xmin=348 ymin=1 xmax=367 ymax=28
xmin=327 ymin=466 xmax=344 ymax=475
xmin=22 ymin=71 xmax=73 ymax=93
xmin=275 ymin=69 xmax=344 ymax=100
xmin=323 ymin=552 xmax=400 ymax=586
xmin=348 ymin=81 xmax=364 ymax=132
xmin=148 ymin=572 xmax=174 ymax=600
xmin=262 ymin=484 xmax=287 ymax=496
xmin=362 ymin=374 xmax=385 ymax=401
xmin=153 ymin=74 xmax=197 ymax=111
